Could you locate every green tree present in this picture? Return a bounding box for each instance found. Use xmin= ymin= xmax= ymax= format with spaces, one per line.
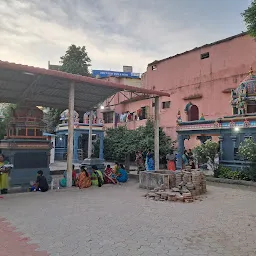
xmin=44 ymin=44 xmax=92 ymax=131
xmin=238 ymin=138 xmax=256 ymax=181
xmin=43 ymin=108 xmax=63 ymax=133
xmin=59 ymin=44 xmax=91 ymax=76
xmin=242 ymin=0 xmax=256 ymax=37
xmin=136 ymin=120 xmax=172 ymax=159
xmin=239 ymin=138 xmax=256 ymax=161
xmin=0 ymin=104 xmax=17 ymax=139
xmin=94 ymin=120 xmax=173 ymax=163
xmin=193 ymin=140 xmax=219 ymax=171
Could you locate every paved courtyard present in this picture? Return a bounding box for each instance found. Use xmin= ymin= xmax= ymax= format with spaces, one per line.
xmin=1 ymin=182 xmax=256 ymax=256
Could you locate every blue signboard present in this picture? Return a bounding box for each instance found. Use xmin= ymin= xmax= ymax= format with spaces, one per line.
xmin=92 ymin=70 xmax=140 ymax=79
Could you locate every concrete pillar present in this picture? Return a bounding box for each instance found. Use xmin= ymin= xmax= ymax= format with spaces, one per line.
xmin=177 ymin=134 xmax=184 ymax=170
xmin=154 ymin=96 xmax=160 ymax=171
xmin=218 ymin=136 xmax=223 ymax=160
xmin=99 ymin=133 xmax=104 ymax=160
xmin=88 ymin=111 xmax=93 ymax=158
xmin=230 ymin=135 xmax=237 ymax=147
xmin=73 ymin=131 xmax=79 ymax=162
xmin=66 ymin=82 xmax=75 ymax=187
xmin=230 ymin=135 xmax=237 ymax=160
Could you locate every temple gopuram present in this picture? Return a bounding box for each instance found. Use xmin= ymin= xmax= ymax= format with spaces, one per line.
xmin=0 ymin=106 xmax=52 ymax=186
xmin=176 ymin=68 xmax=256 ymax=170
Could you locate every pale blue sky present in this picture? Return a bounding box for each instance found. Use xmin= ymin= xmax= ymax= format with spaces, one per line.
xmin=0 ymin=0 xmax=251 ymax=73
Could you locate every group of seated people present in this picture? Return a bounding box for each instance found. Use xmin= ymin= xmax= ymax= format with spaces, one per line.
xmin=104 ymin=163 xmax=128 ymax=184
xmin=59 ymin=162 xmax=128 ymax=189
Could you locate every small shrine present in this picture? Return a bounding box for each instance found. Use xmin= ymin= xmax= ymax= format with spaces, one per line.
xmin=60 ymin=109 xmax=79 ymax=124
xmin=0 ymin=106 xmax=52 ymax=186
xmin=55 ymin=109 xmax=104 ymax=163
xmin=176 ymin=67 xmax=256 ymax=170
xmin=231 ymin=67 xmax=256 ymax=115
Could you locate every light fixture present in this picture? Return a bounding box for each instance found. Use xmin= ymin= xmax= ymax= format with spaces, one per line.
xmin=100 ymin=105 xmax=104 ymax=110
xmin=23 ymin=72 xmax=35 ymax=76
xmin=234 ymin=127 xmax=240 ymax=132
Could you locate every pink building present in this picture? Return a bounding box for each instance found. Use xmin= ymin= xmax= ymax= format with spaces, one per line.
xmin=97 ymin=32 xmax=256 ymax=148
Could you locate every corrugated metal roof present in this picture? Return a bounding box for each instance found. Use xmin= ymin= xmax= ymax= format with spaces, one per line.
xmin=43 ymin=132 xmax=56 ymax=137
xmin=0 ymin=61 xmax=169 ymax=112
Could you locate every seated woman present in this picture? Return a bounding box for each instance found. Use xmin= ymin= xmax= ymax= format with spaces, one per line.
xmin=91 ymin=165 xmax=104 ymax=187
xmin=116 ymin=164 xmax=128 ymax=183
xmin=59 ymin=165 xmax=77 ymax=187
xmin=76 ymin=166 xmax=91 ymax=189
xmin=113 ymin=162 xmax=119 ymax=174
xmin=104 ymin=165 xmax=117 ymax=184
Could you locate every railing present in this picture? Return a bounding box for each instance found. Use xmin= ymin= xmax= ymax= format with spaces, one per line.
xmin=58 ymin=123 xmax=103 ymax=127
xmin=117 ymin=119 xmax=147 ymax=129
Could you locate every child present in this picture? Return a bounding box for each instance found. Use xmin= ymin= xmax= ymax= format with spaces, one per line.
xmin=31 ymin=170 xmax=49 ymax=192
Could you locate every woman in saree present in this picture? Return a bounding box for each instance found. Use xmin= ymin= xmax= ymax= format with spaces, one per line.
xmin=104 ymin=165 xmax=117 ymax=184
xmin=0 ymin=154 xmax=11 ymax=194
xmin=113 ymin=162 xmax=119 ymax=174
xmin=91 ymin=165 xmax=104 ymax=187
xmin=116 ymin=164 xmax=128 ymax=183
xmin=135 ymin=151 xmax=144 ymax=174
xmin=76 ymin=166 xmax=91 ymax=189
xmin=166 ymin=150 xmax=176 ymax=171
xmin=145 ymin=150 xmax=155 ymax=171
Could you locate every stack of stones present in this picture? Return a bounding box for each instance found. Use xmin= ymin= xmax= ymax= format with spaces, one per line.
xmin=144 ymin=169 xmax=206 ymax=203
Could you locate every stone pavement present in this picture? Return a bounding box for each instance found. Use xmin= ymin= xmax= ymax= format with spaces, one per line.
xmin=0 ymin=218 xmax=49 ymax=256
xmin=0 ymin=182 xmax=256 ymax=256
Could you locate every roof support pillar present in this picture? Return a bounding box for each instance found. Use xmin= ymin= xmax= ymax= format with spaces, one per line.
xmin=66 ymin=82 xmax=75 ymax=187
xmin=154 ymin=96 xmax=160 ymax=171
xmin=88 ymin=111 xmax=93 ymax=158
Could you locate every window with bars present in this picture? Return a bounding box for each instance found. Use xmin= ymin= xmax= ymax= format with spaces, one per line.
xmin=162 ymin=101 xmax=171 ymax=109
xmin=103 ymin=112 xmax=114 ymax=124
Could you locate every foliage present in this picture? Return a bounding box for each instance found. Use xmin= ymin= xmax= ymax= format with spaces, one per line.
xmin=94 ymin=120 xmax=173 ymax=162
xmin=215 ymin=166 xmax=249 ymax=180
xmin=242 ymin=0 xmax=256 ymax=37
xmin=59 ymin=44 xmax=91 ymax=76
xmin=44 ymin=44 xmax=92 ymax=132
xmin=193 ymin=140 xmax=219 ymax=170
xmin=43 ymin=108 xmax=63 ymax=133
xmin=136 ymin=120 xmax=172 ymax=156
xmin=238 ymin=138 xmax=256 ymax=161
xmin=237 ymin=138 xmax=256 ymax=181
xmin=0 ymin=104 xmax=17 ymax=139
xmin=243 ymin=163 xmax=256 ymax=182
xmin=103 ymin=126 xmax=138 ymax=162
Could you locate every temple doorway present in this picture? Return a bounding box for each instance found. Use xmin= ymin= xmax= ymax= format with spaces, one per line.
xmin=79 ymin=134 xmax=89 ymax=160
xmin=188 ymin=105 xmax=199 ymax=121
xmin=78 ymin=134 xmax=97 ymax=160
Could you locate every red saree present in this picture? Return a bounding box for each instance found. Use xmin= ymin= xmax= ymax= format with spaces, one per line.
xmin=104 ymin=168 xmax=117 ymax=184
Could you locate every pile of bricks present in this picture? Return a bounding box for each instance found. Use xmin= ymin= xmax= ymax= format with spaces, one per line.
xmin=144 ymin=169 xmax=206 ymax=203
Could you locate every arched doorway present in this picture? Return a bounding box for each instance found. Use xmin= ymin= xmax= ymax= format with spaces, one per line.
xmin=188 ymin=105 xmax=199 ymax=121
